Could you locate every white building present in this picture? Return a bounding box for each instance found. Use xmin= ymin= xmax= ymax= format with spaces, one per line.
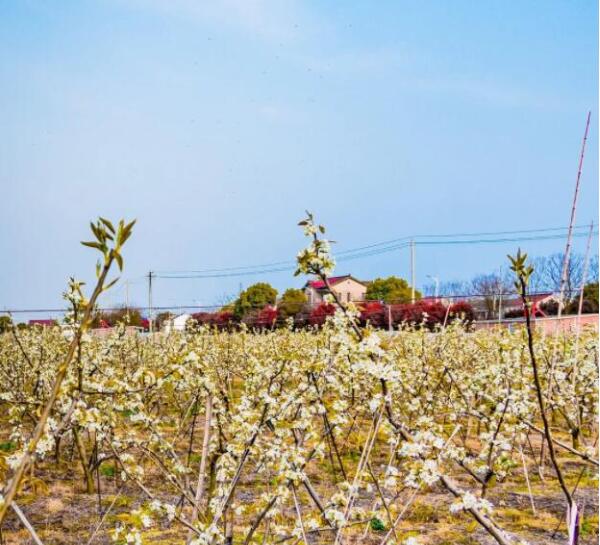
xmin=164 ymin=313 xmax=192 ymax=333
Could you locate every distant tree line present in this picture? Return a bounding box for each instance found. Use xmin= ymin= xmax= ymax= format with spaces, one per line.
xmin=186 ymin=276 xmax=471 ymax=331
xmin=91 ymin=307 xmax=148 ymax=329
xmin=423 ymin=251 xmax=599 ymax=319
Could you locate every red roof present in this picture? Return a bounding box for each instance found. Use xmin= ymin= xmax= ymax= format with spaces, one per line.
xmin=28 ymin=319 xmax=56 ymax=326
xmin=307 ymin=275 xmax=353 ymax=290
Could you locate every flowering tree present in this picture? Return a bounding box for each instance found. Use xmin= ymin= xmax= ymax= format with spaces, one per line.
xmin=0 ymin=215 xmax=596 ymax=545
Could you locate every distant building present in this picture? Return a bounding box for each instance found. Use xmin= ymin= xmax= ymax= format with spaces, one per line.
xmin=28 ymin=319 xmax=56 ymax=327
xmin=163 ymin=313 xmax=191 ymax=333
xmin=304 ymin=275 xmax=367 ymax=305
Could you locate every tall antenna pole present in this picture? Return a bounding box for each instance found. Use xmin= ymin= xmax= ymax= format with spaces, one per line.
xmin=557 ymin=111 xmax=591 ymax=315
xmin=410 ymin=239 xmax=416 ymax=304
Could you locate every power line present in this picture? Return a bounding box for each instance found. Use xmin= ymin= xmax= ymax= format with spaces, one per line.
xmin=153 ymin=224 xmax=591 ymax=276
xmin=3 ymin=227 xmax=596 ymax=314
xmin=155 ymin=229 xmax=597 ymax=280
xmin=417 ymin=232 xmax=598 ymax=246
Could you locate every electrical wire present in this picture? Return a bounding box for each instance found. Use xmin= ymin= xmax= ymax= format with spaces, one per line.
xmin=155 ymin=230 xmax=597 ymax=279
xmin=153 ymin=224 xmax=591 ymax=275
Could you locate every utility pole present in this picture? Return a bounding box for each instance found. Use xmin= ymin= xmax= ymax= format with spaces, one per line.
xmin=148 ymin=271 xmax=153 ymax=334
xmin=558 ymin=111 xmax=591 ymax=316
xmin=410 ymin=239 xmax=416 ymax=304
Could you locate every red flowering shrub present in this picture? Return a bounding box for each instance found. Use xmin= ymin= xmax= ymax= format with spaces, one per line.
xmin=214 ymin=311 xmax=235 ymax=327
xmin=359 ymin=301 xmax=386 ymax=328
xmin=191 ymin=312 xmax=213 ymax=326
xmin=192 ymin=311 xmax=235 ymax=329
xmin=309 ymin=302 xmax=336 ymax=326
xmin=392 ymin=301 xmax=447 ymax=330
xmin=448 ymin=301 xmax=475 ymax=324
xmin=255 ymin=306 xmax=279 ymax=329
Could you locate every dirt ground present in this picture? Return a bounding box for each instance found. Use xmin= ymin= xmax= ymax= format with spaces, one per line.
xmin=1 ymin=451 xmax=597 ymax=545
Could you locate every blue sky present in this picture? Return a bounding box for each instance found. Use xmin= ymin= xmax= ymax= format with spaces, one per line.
xmin=0 ymin=1 xmax=598 ymax=317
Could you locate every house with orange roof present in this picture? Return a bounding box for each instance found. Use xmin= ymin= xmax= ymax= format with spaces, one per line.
xmin=304 ymin=275 xmax=367 ymax=305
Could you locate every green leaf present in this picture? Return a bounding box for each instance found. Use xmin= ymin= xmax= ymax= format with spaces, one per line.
xmin=103 ymin=277 xmax=119 ymax=292
xmin=81 ymin=241 xmax=104 ymax=251
xmin=370 ymin=517 xmax=385 ymax=532
xmin=0 ymin=440 xmax=16 ymax=452
xmin=115 ymin=252 xmax=123 ymax=271
xmin=100 ymin=464 xmax=116 ymax=477
xmin=90 ymin=222 xmax=100 ymax=240
xmin=117 ymin=219 xmax=136 ymax=246
xmin=99 ymin=217 xmax=115 ymax=234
